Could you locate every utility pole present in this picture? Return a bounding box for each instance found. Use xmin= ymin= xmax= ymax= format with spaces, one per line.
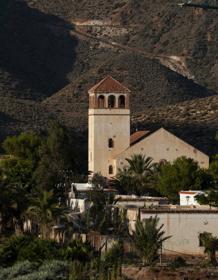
xmin=178 ymin=1 xmax=218 ymax=10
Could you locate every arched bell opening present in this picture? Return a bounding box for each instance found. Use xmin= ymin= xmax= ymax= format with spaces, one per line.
xmin=98 ymin=95 xmax=105 ymax=108
xmin=108 ymin=95 xmax=116 ymax=108
xmin=118 ymin=95 xmax=126 ymax=108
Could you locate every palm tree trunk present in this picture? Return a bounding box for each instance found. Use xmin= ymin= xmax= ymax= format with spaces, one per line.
xmin=209 ymin=250 xmax=217 ymax=265
xmin=41 ymin=223 xmax=47 ymax=239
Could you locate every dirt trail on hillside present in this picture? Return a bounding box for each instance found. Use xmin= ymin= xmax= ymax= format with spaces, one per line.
xmin=71 ymin=23 xmax=193 ymax=79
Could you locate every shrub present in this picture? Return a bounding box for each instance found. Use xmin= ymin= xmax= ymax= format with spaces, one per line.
xmin=0 ymin=235 xmax=60 ymax=266
xmin=169 ymin=256 xmax=187 ymax=269
xmin=61 ymin=240 xmax=95 ymax=263
xmin=0 ymin=235 xmax=96 ymax=267
xmin=0 ymin=261 xmax=35 ymax=279
xmin=0 ymin=260 xmax=68 ymax=280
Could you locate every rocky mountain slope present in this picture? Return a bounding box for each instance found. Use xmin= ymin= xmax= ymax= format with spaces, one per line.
xmin=27 ymin=0 xmax=218 ymax=92
xmin=0 ymin=0 xmax=217 ymax=155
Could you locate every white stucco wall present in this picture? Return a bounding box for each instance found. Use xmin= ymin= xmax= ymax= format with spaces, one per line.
xmin=115 ymin=128 xmax=209 ymax=173
xmin=140 ymin=211 xmax=218 ymax=255
xmin=89 ymin=108 xmax=130 ymax=177
xmin=70 ymin=198 xmax=90 ymax=213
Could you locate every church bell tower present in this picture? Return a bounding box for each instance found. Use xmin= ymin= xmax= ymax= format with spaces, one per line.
xmin=88 ymin=76 xmax=130 ymax=178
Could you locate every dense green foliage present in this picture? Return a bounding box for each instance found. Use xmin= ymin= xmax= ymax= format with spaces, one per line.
xmin=169 ymin=256 xmax=187 ymax=269
xmin=195 ymin=155 xmax=218 ymax=207
xmin=113 ymin=154 xmax=156 ymax=195
xmin=196 ymin=191 xmax=218 ymax=208
xmin=208 ymin=155 xmax=218 ymax=188
xmin=35 ymin=123 xmax=77 ymax=192
xmin=0 ymin=235 xmax=95 ymax=267
xmin=199 ymin=232 xmax=218 ymax=265
xmin=26 ymin=188 xmax=67 ymax=239
xmin=101 ymin=241 xmax=123 ymax=269
xmin=114 ymin=155 xmax=216 ymax=203
xmin=155 ymin=157 xmax=213 ymax=202
xmin=2 ymin=133 xmax=41 ymax=165
xmin=0 ymin=124 xmax=84 ymax=236
xmin=0 ymin=235 xmax=126 ymax=280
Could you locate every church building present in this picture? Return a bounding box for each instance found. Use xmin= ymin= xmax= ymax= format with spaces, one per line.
xmin=88 ymin=76 xmax=209 ymax=178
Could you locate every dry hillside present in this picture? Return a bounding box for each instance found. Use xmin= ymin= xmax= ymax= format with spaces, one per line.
xmin=0 ymin=0 xmax=217 ymax=156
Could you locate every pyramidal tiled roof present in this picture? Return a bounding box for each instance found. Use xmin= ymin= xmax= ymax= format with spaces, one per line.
xmin=89 ymin=76 xmax=130 ymax=93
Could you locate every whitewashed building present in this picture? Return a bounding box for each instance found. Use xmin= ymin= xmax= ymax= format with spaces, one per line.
xmin=179 ymin=190 xmax=205 ymax=206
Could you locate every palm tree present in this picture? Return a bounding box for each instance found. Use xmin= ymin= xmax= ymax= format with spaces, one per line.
xmin=199 ymin=232 xmax=218 ymax=265
xmin=0 ymin=181 xmax=30 ymax=235
xmin=26 ymin=188 xmax=67 ymax=239
xmin=113 ymin=154 xmax=155 ymax=195
xmin=132 ymin=215 xmax=171 ymax=265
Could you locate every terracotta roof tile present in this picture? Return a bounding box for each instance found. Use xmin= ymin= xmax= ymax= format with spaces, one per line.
xmin=89 ymin=76 xmax=130 ymax=94
xmin=130 ymin=130 xmax=150 ymax=146
xmin=179 ymin=191 xmax=202 ymax=195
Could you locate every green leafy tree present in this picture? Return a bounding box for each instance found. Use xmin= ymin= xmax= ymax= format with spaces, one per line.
xmin=132 ymin=216 xmax=171 ymax=265
xmin=35 ymin=123 xmax=78 ymax=200
xmin=196 ymin=190 xmax=218 ymax=208
xmin=196 ymin=155 xmax=218 ymax=207
xmin=209 ymin=155 xmax=218 ymax=188
xmin=0 ymin=133 xmax=41 ymax=234
xmin=156 ymin=157 xmax=212 ymax=203
xmin=2 ymin=132 xmax=41 ymax=165
xmin=0 ymin=156 xmax=34 ymax=186
xmin=0 ymin=158 xmax=34 ymax=235
xmin=199 ymin=232 xmax=218 ymax=265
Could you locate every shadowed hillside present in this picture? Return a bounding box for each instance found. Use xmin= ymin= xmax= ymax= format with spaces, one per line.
xmin=0 ymin=0 xmax=77 ymax=99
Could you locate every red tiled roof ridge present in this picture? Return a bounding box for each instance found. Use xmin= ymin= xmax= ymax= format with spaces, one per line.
xmin=130 ymin=130 xmax=150 ymax=146
xmin=88 ymin=75 xmax=130 ymax=93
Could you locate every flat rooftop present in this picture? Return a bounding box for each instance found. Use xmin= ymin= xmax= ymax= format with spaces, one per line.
xmin=141 ymin=206 xmax=218 ymax=214
xmin=115 ymin=195 xmax=168 ymax=202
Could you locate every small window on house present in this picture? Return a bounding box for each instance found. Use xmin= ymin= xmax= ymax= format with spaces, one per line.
xmin=108 ymin=138 xmax=114 ymax=148
xmin=98 ymin=95 xmax=105 ymax=108
xmin=109 ymin=165 xmax=113 ymax=175
xmin=108 ymin=95 xmax=115 ymax=108
xmin=118 ymin=95 xmax=126 ymax=108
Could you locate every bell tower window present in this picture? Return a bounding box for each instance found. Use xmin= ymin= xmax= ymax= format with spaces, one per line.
xmin=118 ymin=95 xmax=126 ymax=108
xmin=108 ymin=95 xmax=115 ymax=108
xmin=109 ymin=165 xmax=113 ymax=175
xmin=98 ymin=95 xmax=105 ymax=108
xmin=108 ymin=138 xmax=114 ymax=148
